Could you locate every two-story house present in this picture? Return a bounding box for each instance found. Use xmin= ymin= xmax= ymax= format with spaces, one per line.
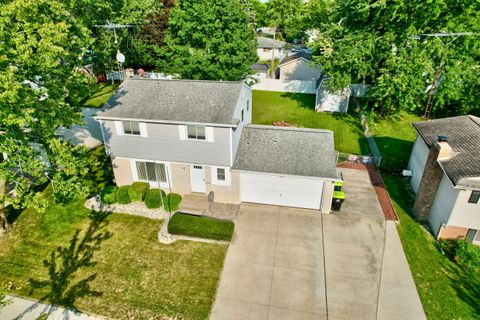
xmin=407 ymin=115 xmax=480 ymax=244
xmin=95 ymin=78 xmax=339 ymax=212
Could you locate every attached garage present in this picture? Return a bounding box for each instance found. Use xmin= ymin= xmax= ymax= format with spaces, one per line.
xmin=240 ymin=172 xmax=324 ymax=209
xmin=232 ymin=125 xmax=339 ymax=212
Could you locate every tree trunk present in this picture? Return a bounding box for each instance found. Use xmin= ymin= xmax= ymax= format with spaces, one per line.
xmin=0 ymin=153 xmax=9 ymax=231
xmin=0 ymin=205 xmax=9 ymax=231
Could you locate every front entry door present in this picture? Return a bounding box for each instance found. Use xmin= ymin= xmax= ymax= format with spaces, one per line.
xmin=190 ymin=165 xmax=206 ymax=193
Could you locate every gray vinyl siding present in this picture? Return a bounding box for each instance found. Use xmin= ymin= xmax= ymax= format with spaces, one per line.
xmin=232 ymin=85 xmax=253 ymax=160
xmin=102 ymin=121 xmax=231 ymax=166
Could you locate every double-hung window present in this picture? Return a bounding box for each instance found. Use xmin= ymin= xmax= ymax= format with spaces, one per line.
xmin=212 ymin=166 xmax=230 ymax=185
xmin=468 ymin=190 xmax=480 ymax=204
xmin=187 ymin=125 xmax=206 ymax=140
xmin=123 ymin=121 xmax=140 ymax=135
xmin=135 ymin=161 xmax=167 ymax=182
xmin=216 ymin=168 xmax=226 ymax=181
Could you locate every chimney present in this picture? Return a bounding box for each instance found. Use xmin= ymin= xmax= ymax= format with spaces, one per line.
xmin=435 ymin=135 xmax=453 ymax=160
xmin=413 ymin=135 xmax=452 ymax=221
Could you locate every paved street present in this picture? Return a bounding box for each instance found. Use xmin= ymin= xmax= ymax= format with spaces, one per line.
xmin=210 ymin=168 xmax=425 ymax=320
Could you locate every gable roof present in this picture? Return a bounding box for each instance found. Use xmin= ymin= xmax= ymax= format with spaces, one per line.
xmin=257 ymin=36 xmax=286 ymax=49
xmin=232 ymin=125 xmax=339 ymax=179
xmin=278 ymin=51 xmax=313 ymax=66
xmin=96 ymin=78 xmax=244 ymax=126
xmin=413 ymin=115 xmax=480 ymax=189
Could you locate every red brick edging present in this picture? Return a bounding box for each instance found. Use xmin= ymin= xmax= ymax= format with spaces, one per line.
xmin=337 ymin=162 xmax=399 ymax=221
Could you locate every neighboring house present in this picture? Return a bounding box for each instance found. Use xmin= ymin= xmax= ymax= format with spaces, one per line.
xmin=257 ymin=36 xmax=286 ymax=61
xmin=276 ymin=52 xmax=321 ymax=81
xmin=250 ymin=63 xmax=270 ymax=79
xmin=95 ymin=78 xmax=339 ymax=211
xmin=407 ymin=115 xmax=480 ymax=244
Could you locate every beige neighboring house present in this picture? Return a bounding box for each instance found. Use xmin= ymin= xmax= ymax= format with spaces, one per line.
xmin=257 ymin=36 xmax=286 ymax=61
xmin=407 ymin=115 xmax=480 ymax=244
xmin=276 ymin=52 xmax=321 ymax=81
xmin=95 ymin=78 xmax=340 ymax=212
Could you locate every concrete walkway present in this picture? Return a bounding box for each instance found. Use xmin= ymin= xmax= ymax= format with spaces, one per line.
xmin=0 ymin=296 xmax=104 ymax=320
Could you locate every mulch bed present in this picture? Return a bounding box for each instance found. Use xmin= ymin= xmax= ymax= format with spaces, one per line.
xmin=337 ymin=161 xmax=399 ymax=221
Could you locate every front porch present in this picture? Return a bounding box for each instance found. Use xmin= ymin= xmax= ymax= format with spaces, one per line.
xmin=180 ymin=193 xmax=239 ymax=221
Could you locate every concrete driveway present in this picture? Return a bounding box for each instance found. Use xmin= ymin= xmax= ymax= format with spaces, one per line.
xmin=210 ymin=168 xmax=425 ymax=320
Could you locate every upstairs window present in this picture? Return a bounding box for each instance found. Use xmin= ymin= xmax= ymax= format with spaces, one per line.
xmin=187 ymin=125 xmax=206 ymax=140
xmin=241 ymin=110 xmax=244 ymax=122
xmin=247 ymin=100 xmax=250 ymax=111
xmin=468 ymin=190 xmax=480 ymax=204
xmin=123 ymin=121 xmax=140 ymax=135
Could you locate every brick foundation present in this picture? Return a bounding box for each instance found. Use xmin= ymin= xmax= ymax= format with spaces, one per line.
xmin=437 ymin=225 xmax=469 ymax=240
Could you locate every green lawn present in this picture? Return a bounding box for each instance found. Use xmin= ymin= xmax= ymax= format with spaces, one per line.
xmin=370 ymin=113 xmax=480 ymax=319
xmin=82 ymin=83 xmax=119 ymax=108
xmin=383 ymin=175 xmax=480 ymax=319
xmin=370 ymin=111 xmax=423 ymax=169
xmin=252 ymin=90 xmax=369 ymax=155
xmin=168 ymin=213 xmax=235 ymax=241
xmin=0 ymin=148 xmax=227 ymax=320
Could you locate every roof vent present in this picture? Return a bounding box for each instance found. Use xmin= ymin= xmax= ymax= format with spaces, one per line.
xmin=437 ymin=135 xmax=449 ymax=142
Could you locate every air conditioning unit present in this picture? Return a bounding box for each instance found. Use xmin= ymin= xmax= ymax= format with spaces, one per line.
xmin=402 ymin=170 xmax=413 ymax=177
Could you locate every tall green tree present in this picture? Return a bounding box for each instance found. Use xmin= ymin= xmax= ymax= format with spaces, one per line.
xmin=311 ymin=0 xmax=480 ymax=116
xmin=266 ymin=0 xmax=303 ymax=40
xmin=0 ymin=0 xmax=93 ymax=229
xmin=162 ymin=0 xmax=257 ymax=80
xmin=247 ymin=0 xmax=269 ymax=28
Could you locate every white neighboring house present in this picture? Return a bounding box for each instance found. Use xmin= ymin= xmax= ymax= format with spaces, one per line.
xmin=276 ymin=52 xmax=321 ymax=81
xmin=94 ymin=78 xmax=340 ymax=212
xmin=407 ymin=115 xmax=480 ymax=244
xmin=250 ymin=63 xmax=270 ymax=80
xmin=257 ymin=36 xmax=286 ymax=61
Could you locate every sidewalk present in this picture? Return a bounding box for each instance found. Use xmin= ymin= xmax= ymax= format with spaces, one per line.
xmin=0 ymin=296 xmax=104 ymax=320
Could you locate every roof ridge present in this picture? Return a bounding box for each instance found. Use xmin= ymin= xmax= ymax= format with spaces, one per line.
xmin=246 ymin=124 xmax=333 ymax=134
xmin=125 ymin=77 xmax=243 ymax=85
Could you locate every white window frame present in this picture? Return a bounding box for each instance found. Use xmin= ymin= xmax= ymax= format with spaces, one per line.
xmin=115 ymin=120 xmax=147 ymax=137
xmin=123 ymin=121 xmax=141 ymax=136
xmin=187 ymin=125 xmax=206 ymax=140
xmin=130 ymin=158 xmax=172 ymax=188
xmin=211 ymin=166 xmax=231 ymax=186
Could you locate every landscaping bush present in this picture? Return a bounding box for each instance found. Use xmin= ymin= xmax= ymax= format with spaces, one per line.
xmin=131 ymin=182 xmax=150 ymax=199
xmin=438 ymin=239 xmax=480 ymax=272
xmin=145 ymin=188 xmax=166 ymax=209
xmin=116 ymin=186 xmax=131 ymax=204
xmin=100 ymin=186 xmax=117 ymax=204
xmin=168 ymin=213 xmax=234 ymax=241
xmin=164 ymin=193 xmax=182 ymax=212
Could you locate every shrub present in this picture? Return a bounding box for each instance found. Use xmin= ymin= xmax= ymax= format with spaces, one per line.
xmin=164 ymin=193 xmax=182 ymax=212
xmin=116 ymin=186 xmax=131 ymax=204
xmin=100 ymin=186 xmax=117 ymax=204
xmin=128 ymin=186 xmax=143 ymax=202
xmin=145 ymin=188 xmax=166 ymax=209
xmin=438 ymin=239 xmax=480 ymax=272
xmin=168 ymin=213 xmax=234 ymax=241
xmin=131 ymin=182 xmax=150 ymax=200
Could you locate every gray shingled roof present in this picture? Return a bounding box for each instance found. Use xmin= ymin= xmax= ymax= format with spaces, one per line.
xmin=251 ymin=63 xmax=269 ymax=71
xmin=413 ymin=115 xmax=480 ymax=189
xmin=257 ymin=36 xmax=286 ymax=48
xmin=96 ymin=78 xmax=243 ymax=125
xmin=278 ymin=51 xmax=313 ymax=65
xmin=232 ymin=125 xmax=339 ymax=179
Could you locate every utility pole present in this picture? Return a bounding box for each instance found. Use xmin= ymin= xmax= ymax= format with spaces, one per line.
xmin=411 ymin=32 xmax=477 ymax=119
xmin=270 ymin=28 xmax=276 ymax=78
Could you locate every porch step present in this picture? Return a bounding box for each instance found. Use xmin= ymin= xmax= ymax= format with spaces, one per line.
xmin=179 ymin=193 xmax=209 ymax=215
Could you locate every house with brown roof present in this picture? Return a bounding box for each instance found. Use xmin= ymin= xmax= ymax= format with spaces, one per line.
xmin=407 ymin=115 xmax=480 ymax=244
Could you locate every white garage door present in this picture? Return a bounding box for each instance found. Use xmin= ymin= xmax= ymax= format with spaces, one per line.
xmin=240 ymin=172 xmax=324 ymax=209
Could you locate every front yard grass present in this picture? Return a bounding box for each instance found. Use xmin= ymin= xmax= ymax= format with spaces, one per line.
xmin=168 ymin=213 xmax=235 ymax=241
xmin=0 ymin=197 xmax=227 ymax=320
xmin=252 ymin=90 xmax=369 ymax=155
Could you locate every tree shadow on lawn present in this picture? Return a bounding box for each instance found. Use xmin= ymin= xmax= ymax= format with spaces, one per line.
xmin=445 ymin=262 xmax=480 ymax=316
xmin=28 ymin=210 xmax=112 ymax=310
xmin=279 ymin=92 xmax=316 ymax=110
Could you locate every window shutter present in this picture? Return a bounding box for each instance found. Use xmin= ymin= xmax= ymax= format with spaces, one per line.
xmin=114 ymin=121 xmax=124 ymax=135
xmin=206 ymin=127 xmax=214 ymax=142
xmin=139 ymin=123 xmax=148 ymax=137
xmin=178 ymin=125 xmax=187 ymax=140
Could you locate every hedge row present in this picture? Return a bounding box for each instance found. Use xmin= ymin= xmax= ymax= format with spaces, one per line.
xmin=100 ymin=183 xmax=181 ymax=211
